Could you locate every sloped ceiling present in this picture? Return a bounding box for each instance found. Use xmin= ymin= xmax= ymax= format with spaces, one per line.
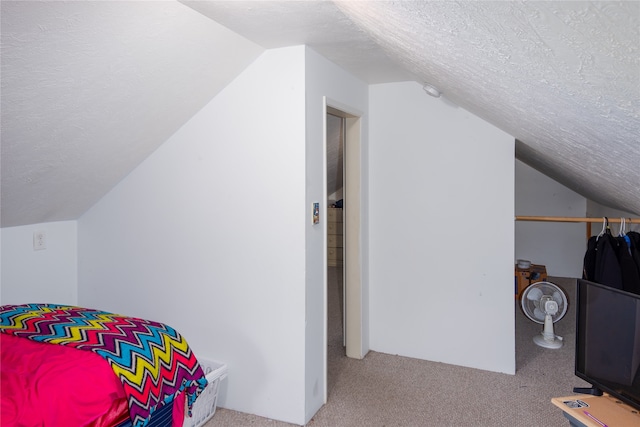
xmin=333 ymin=1 xmax=639 ymax=215
xmin=1 ymin=1 xmax=638 ymax=228
xmin=1 ymin=1 xmax=263 ymax=227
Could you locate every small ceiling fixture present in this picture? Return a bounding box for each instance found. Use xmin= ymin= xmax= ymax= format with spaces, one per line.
xmin=423 ymin=83 xmax=441 ymax=98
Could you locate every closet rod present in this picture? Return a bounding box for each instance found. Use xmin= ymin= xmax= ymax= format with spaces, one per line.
xmin=516 ymin=216 xmax=640 ymax=224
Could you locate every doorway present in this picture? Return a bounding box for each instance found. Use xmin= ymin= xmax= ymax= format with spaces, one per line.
xmin=326 ymin=112 xmax=345 ymax=395
xmin=324 ymin=100 xmax=364 ymax=401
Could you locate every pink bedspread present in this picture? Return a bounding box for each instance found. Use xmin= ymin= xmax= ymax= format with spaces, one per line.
xmin=1 ymin=333 xmax=130 ymax=426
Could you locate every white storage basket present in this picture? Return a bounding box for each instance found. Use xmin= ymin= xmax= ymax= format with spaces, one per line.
xmin=184 ymin=358 xmax=228 ymax=427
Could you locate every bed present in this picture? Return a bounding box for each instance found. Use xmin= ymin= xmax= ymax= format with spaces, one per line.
xmin=0 ymin=303 xmax=208 ymax=427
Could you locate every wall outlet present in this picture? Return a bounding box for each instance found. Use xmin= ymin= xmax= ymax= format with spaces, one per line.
xmin=33 ymin=231 xmax=46 ymax=250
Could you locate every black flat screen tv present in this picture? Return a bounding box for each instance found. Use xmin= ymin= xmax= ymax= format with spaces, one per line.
xmin=574 ymin=279 xmax=640 ymax=410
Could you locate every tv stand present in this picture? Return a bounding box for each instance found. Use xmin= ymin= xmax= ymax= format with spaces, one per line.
xmin=552 ymin=394 xmax=640 ymax=427
xmin=573 ymin=386 xmax=603 ymax=396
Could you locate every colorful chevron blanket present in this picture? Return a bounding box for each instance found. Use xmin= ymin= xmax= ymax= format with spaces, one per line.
xmin=0 ymin=303 xmax=207 ymax=427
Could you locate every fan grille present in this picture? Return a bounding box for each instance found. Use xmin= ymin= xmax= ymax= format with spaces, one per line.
xmin=521 ymin=281 xmax=568 ymax=324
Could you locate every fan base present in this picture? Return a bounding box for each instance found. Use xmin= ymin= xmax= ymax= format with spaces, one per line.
xmin=533 ymin=334 xmax=563 ymax=349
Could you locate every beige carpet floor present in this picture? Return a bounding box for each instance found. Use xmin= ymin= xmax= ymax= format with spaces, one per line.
xmin=203 ymin=272 xmax=587 ymax=426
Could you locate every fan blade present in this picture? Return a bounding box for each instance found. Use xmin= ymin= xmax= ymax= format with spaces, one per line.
xmin=552 ymin=291 xmax=563 ymax=306
xmin=533 ymin=307 xmax=546 ymax=321
xmin=527 ymin=287 xmax=543 ymax=301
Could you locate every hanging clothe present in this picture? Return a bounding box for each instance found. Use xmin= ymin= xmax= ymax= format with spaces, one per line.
xmin=582 ymin=235 xmax=598 ymax=281
xmin=582 ymin=222 xmax=640 ymax=295
xmin=626 ymin=231 xmax=640 ymax=294
xmin=593 ymin=233 xmax=623 ymax=290
xmin=616 ymin=234 xmax=640 ymax=294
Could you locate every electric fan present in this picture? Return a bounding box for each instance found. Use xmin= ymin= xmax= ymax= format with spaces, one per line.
xmin=521 ymin=281 xmax=568 ymax=349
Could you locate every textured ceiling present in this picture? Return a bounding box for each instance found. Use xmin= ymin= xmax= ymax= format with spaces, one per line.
xmin=0 ymin=1 xmax=263 ymax=227
xmin=179 ymin=0 xmax=417 ymax=83
xmin=1 ymin=1 xmax=638 ymax=228
xmin=334 ymin=0 xmax=639 ymax=215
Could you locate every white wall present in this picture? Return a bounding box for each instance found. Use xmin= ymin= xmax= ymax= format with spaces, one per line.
xmin=515 ymin=160 xmax=587 ymax=277
xmin=1 ymin=221 xmax=77 ymax=305
xmin=368 ymin=82 xmax=515 ymax=374
xmin=304 ymin=47 xmax=368 ymax=422
xmin=78 ymin=47 xmax=308 ymax=425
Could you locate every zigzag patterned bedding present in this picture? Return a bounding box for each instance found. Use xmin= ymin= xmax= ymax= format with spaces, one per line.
xmin=0 ymin=303 xmax=207 ymax=427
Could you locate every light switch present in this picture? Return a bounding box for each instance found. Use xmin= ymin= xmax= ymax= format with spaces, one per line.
xmin=313 ymin=202 xmax=320 ymax=224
